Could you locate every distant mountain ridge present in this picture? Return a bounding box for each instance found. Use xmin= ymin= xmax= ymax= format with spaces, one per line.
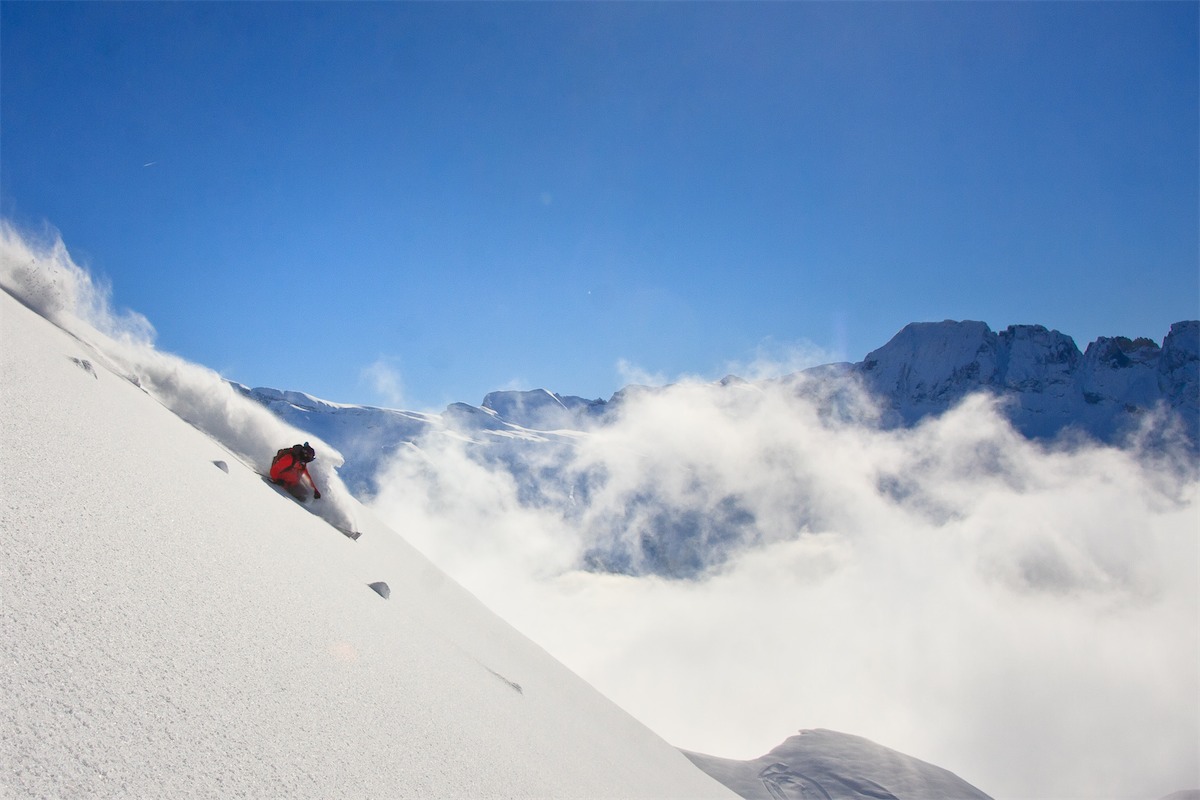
xmin=469 ymin=320 xmax=1199 ymax=445
xmin=855 ymin=320 xmax=1198 ymax=444
xmin=239 ymin=319 xmax=1198 ymax=474
xmin=234 ymin=319 xmax=1199 ymax=581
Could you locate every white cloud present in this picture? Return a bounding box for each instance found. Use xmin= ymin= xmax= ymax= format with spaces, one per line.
xmin=721 ymin=335 xmax=844 ymax=381
xmin=497 ymin=376 xmax=533 ymax=392
xmin=616 ymin=336 xmax=841 ymax=394
xmin=615 ymin=358 xmax=672 ymax=389
xmin=361 ymin=357 xmax=407 ymax=408
xmin=369 ymin=376 xmax=1200 ymax=800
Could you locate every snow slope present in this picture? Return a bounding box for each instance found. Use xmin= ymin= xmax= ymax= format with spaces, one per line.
xmin=0 ymin=288 xmax=735 ymax=798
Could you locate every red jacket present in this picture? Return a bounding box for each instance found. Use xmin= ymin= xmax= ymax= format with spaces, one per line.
xmin=269 ymin=451 xmax=319 ymax=494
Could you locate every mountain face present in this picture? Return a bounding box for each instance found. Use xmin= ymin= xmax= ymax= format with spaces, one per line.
xmin=461 ymin=320 xmax=1198 ymax=446
xmin=856 ymin=320 xmax=1199 ymax=444
xmin=239 ymin=320 xmax=1198 ymax=580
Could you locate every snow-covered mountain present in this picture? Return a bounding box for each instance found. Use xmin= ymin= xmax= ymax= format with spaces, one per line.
xmin=243 ymin=320 xmax=1199 ymax=483
xmin=235 ymin=319 xmax=1198 ymax=579
xmin=855 ymin=320 xmax=1199 ymax=444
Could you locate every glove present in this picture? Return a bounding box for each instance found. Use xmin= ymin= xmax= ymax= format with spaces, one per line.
xmin=313 ymin=490 xmax=321 ymax=500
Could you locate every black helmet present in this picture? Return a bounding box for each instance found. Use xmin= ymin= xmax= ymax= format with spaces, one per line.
xmin=294 ymin=442 xmax=316 ymax=463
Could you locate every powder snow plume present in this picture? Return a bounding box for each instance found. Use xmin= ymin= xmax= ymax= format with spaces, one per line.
xmin=0 ymin=221 xmax=357 ymax=532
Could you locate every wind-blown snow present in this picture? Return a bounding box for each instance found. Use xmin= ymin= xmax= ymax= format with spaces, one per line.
xmin=0 ymin=236 xmax=735 ymax=798
xmin=0 ymin=222 xmax=363 ymax=533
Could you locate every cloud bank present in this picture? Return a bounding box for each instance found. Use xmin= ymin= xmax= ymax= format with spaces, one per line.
xmin=370 ymin=373 xmax=1199 ymax=800
xmin=361 ymin=356 xmax=408 ymax=408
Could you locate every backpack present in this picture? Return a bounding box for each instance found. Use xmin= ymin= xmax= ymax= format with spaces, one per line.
xmin=272 ymin=442 xmax=314 ymax=469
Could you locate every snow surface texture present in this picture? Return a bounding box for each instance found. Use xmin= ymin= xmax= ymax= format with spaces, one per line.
xmin=0 ymin=262 xmax=735 ymax=796
xmin=684 ymin=729 xmax=992 ymax=800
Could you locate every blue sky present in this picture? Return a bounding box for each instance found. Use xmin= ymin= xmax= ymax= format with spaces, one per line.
xmin=3 ymin=1 xmax=1197 ymax=410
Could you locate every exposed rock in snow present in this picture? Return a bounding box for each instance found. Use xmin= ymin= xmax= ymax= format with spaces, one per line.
xmin=685 ymin=729 xmax=992 ymax=800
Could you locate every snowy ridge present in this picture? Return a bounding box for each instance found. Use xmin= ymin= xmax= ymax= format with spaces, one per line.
xmin=466 ymin=320 xmax=1199 ymax=448
xmin=482 ymin=388 xmax=607 ymax=431
xmin=247 ymin=319 xmax=1198 ymax=470
xmin=237 ymin=318 xmax=1198 ymax=578
xmin=230 ymin=383 xmax=440 ymax=493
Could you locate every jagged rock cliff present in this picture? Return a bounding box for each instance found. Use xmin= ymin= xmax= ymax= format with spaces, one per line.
xmin=855 ymin=320 xmax=1198 ymax=444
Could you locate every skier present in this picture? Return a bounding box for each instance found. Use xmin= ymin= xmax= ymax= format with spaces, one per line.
xmin=269 ymin=442 xmax=321 ymax=501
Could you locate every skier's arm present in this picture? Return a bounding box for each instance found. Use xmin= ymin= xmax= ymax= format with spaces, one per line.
xmin=302 ymin=464 xmax=321 ymax=498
